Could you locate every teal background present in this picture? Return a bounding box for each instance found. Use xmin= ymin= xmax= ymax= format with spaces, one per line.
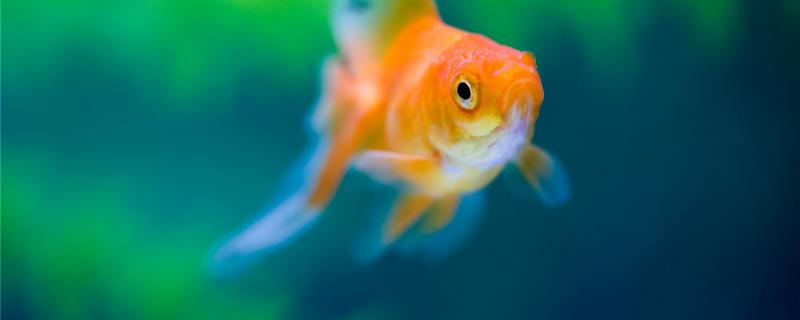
xmin=3 ymin=0 xmax=799 ymax=319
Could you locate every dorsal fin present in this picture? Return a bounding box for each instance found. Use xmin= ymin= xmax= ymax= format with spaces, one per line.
xmin=332 ymin=0 xmax=439 ymax=77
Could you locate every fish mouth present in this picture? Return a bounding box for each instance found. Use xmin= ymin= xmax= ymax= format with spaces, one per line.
xmin=488 ymin=94 xmax=534 ymax=147
xmin=450 ymin=93 xmax=534 ymax=168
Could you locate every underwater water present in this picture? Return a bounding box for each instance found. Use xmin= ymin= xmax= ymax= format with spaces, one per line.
xmin=3 ymin=0 xmax=799 ymax=319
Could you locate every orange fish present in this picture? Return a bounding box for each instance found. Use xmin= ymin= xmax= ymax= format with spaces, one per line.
xmin=214 ymin=0 xmax=569 ymax=266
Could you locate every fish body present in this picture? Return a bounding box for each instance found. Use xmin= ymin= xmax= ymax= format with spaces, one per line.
xmin=214 ymin=0 xmax=569 ymax=266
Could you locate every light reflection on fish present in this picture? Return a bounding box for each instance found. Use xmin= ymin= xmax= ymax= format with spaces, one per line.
xmin=214 ymin=0 xmax=569 ymax=267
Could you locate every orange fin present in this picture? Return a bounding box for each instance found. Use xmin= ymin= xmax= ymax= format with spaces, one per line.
xmin=515 ymin=144 xmax=571 ymax=207
xmin=354 ymin=192 xmax=486 ymax=264
xmin=420 ymin=194 xmax=460 ymax=233
xmin=306 ymin=110 xmax=379 ymax=209
xmin=382 ymin=193 xmax=434 ymax=244
xmin=352 ymin=150 xmax=439 ymax=188
xmin=395 ymin=192 xmax=485 ymax=262
xmin=213 ymin=103 xmax=379 ymax=273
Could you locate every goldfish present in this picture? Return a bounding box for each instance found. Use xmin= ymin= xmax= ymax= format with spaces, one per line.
xmin=213 ymin=0 xmax=569 ymax=266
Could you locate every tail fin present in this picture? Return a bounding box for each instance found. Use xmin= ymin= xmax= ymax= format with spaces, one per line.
xmin=210 ymin=137 xmax=327 ymax=276
xmin=211 ymin=193 xmax=319 ymax=275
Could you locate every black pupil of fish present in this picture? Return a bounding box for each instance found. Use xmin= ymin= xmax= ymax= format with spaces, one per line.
xmin=457 ymin=82 xmax=471 ymax=100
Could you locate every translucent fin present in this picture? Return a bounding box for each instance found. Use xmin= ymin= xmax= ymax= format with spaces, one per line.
xmin=513 ymin=144 xmax=571 ymax=207
xmin=352 ymin=190 xmax=397 ymax=266
xmin=502 ymin=165 xmax=537 ymax=204
xmin=399 ymin=191 xmax=486 ymax=262
xmin=353 ymin=191 xmax=486 ymax=265
xmin=209 ymin=137 xmax=326 ymax=276
xmin=211 ymin=194 xmax=319 ymax=276
xmin=333 ymin=0 xmax=438 ymax=76
xmin=352 ymin=150 xmax=438 ymax=187
xmin=382 ymin=193 xmax=434 ymax=244
xmin=420 ymin=194 xmax=459 ymax=233
xmin=308 ymin=56 xmax=355 ymax=135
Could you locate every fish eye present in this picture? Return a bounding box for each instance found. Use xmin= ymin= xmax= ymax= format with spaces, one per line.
xmin=452 ymin=75 xmax=478 ymax=110
xmin=457 ymin=81 xmax=471 ymax=100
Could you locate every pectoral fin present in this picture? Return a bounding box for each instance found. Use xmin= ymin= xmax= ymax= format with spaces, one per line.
xmin=352 ymin=150 xmax=439 ymax=188
xmin=514 ymin=144 xmax=570 ymax=207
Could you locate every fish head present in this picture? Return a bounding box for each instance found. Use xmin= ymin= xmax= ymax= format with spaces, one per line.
xmin=423 ymin=35 xmax=544 ymax=168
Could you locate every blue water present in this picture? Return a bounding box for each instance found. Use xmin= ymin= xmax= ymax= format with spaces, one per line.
xmin=2 ymin=0 xmax=799 ymax=319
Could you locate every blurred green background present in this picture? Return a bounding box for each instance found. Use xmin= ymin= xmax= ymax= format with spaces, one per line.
xmin=3 ymin=0 xmax=799 ymax=319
